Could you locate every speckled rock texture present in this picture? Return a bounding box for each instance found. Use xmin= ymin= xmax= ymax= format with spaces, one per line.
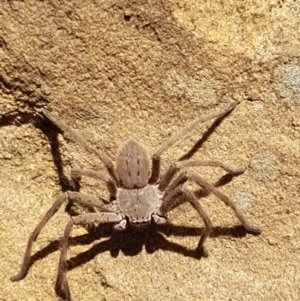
xmin=1 ymin=1 xmax=299 ymax=300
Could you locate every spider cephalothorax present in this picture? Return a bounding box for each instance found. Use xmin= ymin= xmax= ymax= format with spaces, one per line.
xmin=11 ymin=103 xmax=261 ymax=301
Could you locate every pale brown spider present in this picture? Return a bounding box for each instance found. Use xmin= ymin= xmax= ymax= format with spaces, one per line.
xmin=11 ymin=103 xmax=261 ymax=301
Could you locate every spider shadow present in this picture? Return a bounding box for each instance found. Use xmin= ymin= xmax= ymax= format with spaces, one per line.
xmin=37 ymin=115 xmax=75 ymax=191
xmin=28 ymin=222 xmax=254 ymax=275
xmin=178 ymin=104 xmax=233 ymax=161
xmin=67 ymin=223 xmax=255 ymax=271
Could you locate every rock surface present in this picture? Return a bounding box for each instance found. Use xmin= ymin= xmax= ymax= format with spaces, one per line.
xmin=1 ymin=1 xmax=299 ymax=300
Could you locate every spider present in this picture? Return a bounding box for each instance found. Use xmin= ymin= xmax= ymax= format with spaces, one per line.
xmin=11 ymin=102 xmax=261 ymax=301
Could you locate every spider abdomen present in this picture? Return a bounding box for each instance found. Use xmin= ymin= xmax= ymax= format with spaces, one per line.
xmin=116 ymin=139 xmax=151 ymax=188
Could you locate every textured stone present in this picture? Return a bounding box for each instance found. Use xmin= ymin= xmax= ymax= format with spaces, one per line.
xmin=1 ymin=1 xmax=300 ymax=301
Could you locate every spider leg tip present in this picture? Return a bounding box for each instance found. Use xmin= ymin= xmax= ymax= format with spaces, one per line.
xmin=227 ymin=101 xmax=238 ymax=110
xmin=196 ymin=246 xmax=209 ymax=258
xmin=253 ymin=227 xmax=262 ymax=234
xmin=247 ymin=226 xmax=262 ymax=235
xmin=233 ymin=166 xmax=246 ymax=174
xmin=10 ymin=274 xmax=21 ymax=282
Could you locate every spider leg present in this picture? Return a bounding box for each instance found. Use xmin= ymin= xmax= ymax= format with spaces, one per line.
xmin=158 ymin=159 xmax=244 ymax=191
xmin=56 ymin=212 xmax=121 ymax=301
xmin=71 ymin=168 xmax=117 ymax=197
xmin=159 ymin=171 xmax=261 ymax=255
xmin=186 ymin=171 xmax=261 ymax=234
xmin=56 ymin=220 xmax=73 ymax=301
xmin=11 ymin=191 xmax=113 ymax=282
xmin=161 ymin=186 xmax=212 ymax=256
xmin=42 ymin=109 xmax=120 ymax=184
xmin=149 ymin=102 xmax=237 ymax=184
xmin=181 ymin=188 xmax=212 ymax=257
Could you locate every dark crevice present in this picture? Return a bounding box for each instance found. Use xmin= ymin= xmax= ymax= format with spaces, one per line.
xmin=0 ymin=111 xmax=36 ymax=127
